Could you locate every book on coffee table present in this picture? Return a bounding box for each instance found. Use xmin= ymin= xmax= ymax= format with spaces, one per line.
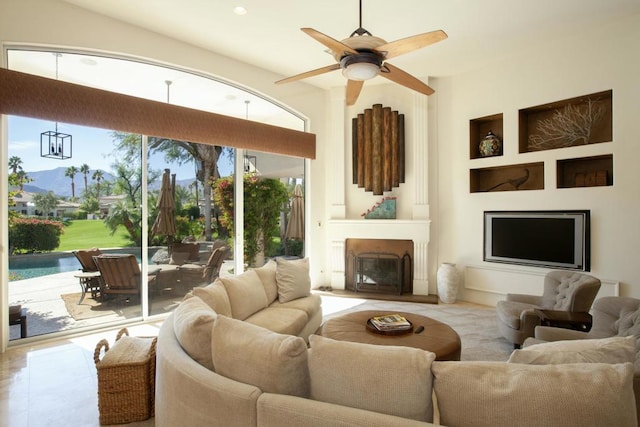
xmin=370 ymin=314 xmax=412 ymax=331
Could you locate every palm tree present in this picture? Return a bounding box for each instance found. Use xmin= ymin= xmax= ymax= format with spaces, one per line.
xmin=80 ymin=163 xmax=90 ymax=197
xmin=65 ymin=165 xmax=79 ymax=199
xmin=16 ymin=170 xmax=32 ymax=191
xmin=92 ymin=169 xmax=105 ymax=199
xmin=104 ymin=200 xmax=141 ymax=246
xmin=8 ymin=156 xmax=22 ymax=174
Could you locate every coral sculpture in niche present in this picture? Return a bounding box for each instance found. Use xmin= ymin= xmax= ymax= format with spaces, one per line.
xmin=527 ymin=99 xmax=607 ymax=151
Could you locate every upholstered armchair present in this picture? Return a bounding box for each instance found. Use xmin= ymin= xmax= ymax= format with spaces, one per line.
xmin=496 ymin=270 xmax=601 ymax=347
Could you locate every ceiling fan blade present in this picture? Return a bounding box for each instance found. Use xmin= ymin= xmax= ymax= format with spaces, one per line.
xmin=376 ymin=30 xmax=447 ymax=59
xmin=275 ymin=64 xmax=341 ymax=84
xmin=379 ymin=63 xmax=435 ymax=96
xmin=346 ymin=80 xmax=364 ymax=106
xmin=301 ymin=27 xmax=359 ymax=57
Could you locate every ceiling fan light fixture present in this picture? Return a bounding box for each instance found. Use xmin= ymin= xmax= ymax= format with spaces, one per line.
xmin=340 ymin=52 xmax=381 ymax=81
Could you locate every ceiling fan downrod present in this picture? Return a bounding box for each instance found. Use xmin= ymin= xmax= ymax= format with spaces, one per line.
xmin=350 ymin=0 xmax=372 ymax=37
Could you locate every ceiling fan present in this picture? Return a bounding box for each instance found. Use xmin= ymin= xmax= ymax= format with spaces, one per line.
xmin=275 ymin=0 xmax=447 ymax=106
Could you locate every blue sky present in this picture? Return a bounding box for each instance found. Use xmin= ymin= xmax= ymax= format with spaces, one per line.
xmin=8 ymin=115 xmax=233 ymax=180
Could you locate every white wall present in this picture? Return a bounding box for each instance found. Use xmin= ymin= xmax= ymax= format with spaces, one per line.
xmin=431 ymin=13 xmax=640 ymax=304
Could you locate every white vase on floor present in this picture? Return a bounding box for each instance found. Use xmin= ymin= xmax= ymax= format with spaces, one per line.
xmin=437 ymin=263 xmax=460 ymax=304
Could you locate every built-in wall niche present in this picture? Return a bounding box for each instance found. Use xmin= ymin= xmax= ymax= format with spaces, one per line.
xmin=470 ymin=162 xmax=544 ymax=193
xmin=557 ymin=154 xmax=613 ymax=188
xmin=519 ymin=90 xmax=613 ymax=153
xmin=469 ymin=113 xmax=503 ymax=159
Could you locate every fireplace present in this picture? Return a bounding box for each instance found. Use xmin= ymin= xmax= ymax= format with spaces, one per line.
xmin=345 ymin=239 xmax=413 ymax=294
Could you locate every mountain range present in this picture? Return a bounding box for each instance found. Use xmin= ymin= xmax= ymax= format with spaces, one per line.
xmin=22 ymin=167 xmax=194 ymax=198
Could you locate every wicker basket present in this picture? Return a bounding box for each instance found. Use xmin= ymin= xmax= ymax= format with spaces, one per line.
xmin=94 ymin=328 xmax=157 ymax=425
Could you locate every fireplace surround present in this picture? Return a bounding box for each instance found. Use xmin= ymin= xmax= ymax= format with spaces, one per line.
xmin=327 ymin=219 xmax=431 ymax=295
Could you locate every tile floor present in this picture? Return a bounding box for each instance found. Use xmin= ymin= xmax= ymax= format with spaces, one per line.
xmin=1 ymin=322 xmax=162 ymax=427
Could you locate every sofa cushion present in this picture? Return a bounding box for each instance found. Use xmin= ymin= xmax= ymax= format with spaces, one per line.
xmin=509 ymin=336 xmax=636 ymax=365
xmin=269 ymin=293 xmax=322 ymax=319
xmin=307 ymin=335 xmax=435 ymax=422
xmin=220 ymin=270 xmax=268 ymax=320
xmin=192 ymin=280 xmax=232 ymax=317
xmin=245 ymin=307 xmax=308 ymax=336
xmin=173 ymin=295 xmax=217 ymax=370
xmin=211 ymin=316 xmax=309 ymax=397
xmin=257 ymin=393 xmax=437 ymax=427
xmin=432 ymin=361 xmax=636 ymax=427
xmin=254 ymin=260 xmax=278 ymax=303
xmin=275 ymin=257 xmax=311 ymax=303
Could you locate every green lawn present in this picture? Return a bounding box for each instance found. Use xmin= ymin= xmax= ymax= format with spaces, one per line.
xmin=57 ymin=219 xmax=133 ymax=251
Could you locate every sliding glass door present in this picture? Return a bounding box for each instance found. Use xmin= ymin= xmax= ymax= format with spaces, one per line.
xmin=4 ymin=47 xmax=306 ymax=342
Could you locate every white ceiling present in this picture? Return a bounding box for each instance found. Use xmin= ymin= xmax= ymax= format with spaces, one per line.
xmin=62 ymin=0 xmax=640 ymax=90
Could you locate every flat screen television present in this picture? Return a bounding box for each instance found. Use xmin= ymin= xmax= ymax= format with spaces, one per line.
xmin=483 ymin=210 xmax=590 ymax=271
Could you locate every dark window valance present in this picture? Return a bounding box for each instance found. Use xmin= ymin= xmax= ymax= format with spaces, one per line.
xmin=0 ymin=68 xmax=315 ymax=159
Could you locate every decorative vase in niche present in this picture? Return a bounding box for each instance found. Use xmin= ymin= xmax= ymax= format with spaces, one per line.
xmin=437 ymin=263 xmax=460 ymax=304
xmin=479 ymin=130 xmax=502 ymax=157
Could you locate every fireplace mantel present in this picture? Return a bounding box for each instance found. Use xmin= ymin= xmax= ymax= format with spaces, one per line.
xmin=327 ymin=219 xmax=431 ymax=295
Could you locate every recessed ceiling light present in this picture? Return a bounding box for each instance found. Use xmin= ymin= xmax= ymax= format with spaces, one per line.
xmin=80 ymin=58 xmax=97 ymax=66
xmin=233 ymin=6 xmax=247 ymax=15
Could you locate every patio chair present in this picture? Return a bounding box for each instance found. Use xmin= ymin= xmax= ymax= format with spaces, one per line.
xmin=92 ymin=254 xmax=141 ymax=302
xmin=73 ymin=247 xmax=102 ymax=272
xmin=178 ymin=245 xmax=230 ymax=289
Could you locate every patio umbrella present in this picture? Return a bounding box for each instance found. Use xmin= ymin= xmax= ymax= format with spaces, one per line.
xmin=285 ymin=184 xmax=304 ymax=240
xmin=151 ymin=169 xmax=177 ymax=249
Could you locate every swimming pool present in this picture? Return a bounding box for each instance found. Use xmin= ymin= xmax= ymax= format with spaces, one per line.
xmin=9 ymin=250 xmax=145 ymax=280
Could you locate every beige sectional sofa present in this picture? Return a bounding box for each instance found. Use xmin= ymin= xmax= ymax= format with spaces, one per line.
xmin=155 ymin=259 xmax=637 ymax=427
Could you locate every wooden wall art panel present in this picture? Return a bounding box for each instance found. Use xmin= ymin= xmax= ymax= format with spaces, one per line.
xmin=352 ymin=104 xmax=405 ymax=195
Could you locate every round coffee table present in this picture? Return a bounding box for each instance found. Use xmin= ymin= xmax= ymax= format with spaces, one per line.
xmin=319 ymin=310 xmax=461 ymax=361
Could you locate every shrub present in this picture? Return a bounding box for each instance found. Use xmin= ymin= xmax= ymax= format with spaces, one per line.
xmin=214 ymin=175 xmax=289 ymax=266
xmin=9 ymin=217 xmax=64 ymax=254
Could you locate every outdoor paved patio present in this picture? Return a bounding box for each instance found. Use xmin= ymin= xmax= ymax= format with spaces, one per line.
xmin=8 ymin=261 xmax=235 ymax=341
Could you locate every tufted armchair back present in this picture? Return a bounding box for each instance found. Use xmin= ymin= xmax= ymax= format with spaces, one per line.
xmin=540 ymin=270 xmax=601 ymax=311
xmin=583 ymin=296 xmax=640 ymax=339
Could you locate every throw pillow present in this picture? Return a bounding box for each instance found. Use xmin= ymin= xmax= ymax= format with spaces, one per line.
xmin=509 ymin=336 xmax=636 ymax=365
xmin=432 ymin=361 xmax=636 ymax=427
xmin=275 ymin=257 xmax=311 ymax=303
xmin=211 ymin=315 xmax=309 ymax=397
xmin=173 ymin=295 xmax=217 ymax=370
xmin=254 ymin=260 xmax=278 ymax=303
xmin=307 ymin=335 xmax=435 ymax=422
xmin=192 ymin=280 xmax=232 ymax=317
xmin=220 ymin=270 xmax=269 ymax=320
xmin=169 ymin=251 xmax=190 ymax=266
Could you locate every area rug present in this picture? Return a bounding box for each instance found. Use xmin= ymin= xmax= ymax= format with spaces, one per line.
xmin=61 ymin=293 xmax=182 ymax=321
xmin=320 ymin=296 xmax=514 ymax=361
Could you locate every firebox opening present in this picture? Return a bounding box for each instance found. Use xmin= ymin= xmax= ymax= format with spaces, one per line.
xmin=345 ymin=239 xmax=413 ymax=295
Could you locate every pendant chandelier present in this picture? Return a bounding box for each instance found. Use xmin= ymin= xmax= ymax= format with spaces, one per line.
xmin=40 ymin=52 xmax=72 ymax=160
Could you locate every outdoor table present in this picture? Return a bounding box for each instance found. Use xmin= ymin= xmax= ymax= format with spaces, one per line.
xmin=74 ymin=271 xmax=102 ymax=304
